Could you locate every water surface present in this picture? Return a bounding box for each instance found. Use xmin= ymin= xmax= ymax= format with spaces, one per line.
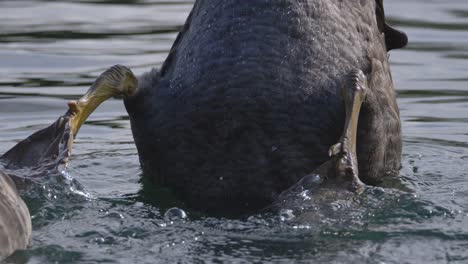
xmin=1 ymin=0 xmax=468 ymax=263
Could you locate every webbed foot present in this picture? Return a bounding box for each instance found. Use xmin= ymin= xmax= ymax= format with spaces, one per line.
xmin=329 ymin=70 xmax=368 ymax=191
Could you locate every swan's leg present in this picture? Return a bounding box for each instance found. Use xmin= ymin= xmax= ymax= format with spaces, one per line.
xmin=328 ymin=70 xmax=368 ymax=190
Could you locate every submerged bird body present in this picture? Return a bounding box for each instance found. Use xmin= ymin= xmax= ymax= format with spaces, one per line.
xmin=124 ymin=0 xmax=407 ymax=212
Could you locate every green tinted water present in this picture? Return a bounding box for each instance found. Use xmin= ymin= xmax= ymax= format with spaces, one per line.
xmin=1 ymin=0 xmax=468 ymax=263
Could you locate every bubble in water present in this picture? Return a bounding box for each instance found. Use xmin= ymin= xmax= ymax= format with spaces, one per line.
xmin=299 ymin=174 xmax=322 ymax=190
xmin=164 ymin=207 xmax=188 ymax=221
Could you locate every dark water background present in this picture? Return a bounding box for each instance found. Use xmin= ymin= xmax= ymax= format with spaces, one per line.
xmin=1 ymin=0 xmax=467 ymax=263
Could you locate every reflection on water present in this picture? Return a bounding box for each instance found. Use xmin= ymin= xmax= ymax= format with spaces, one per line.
xmin=1 ymin=0 xmax=468 ymax=263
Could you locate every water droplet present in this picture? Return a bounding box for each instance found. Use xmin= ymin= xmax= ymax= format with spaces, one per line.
xmin=299 ymin=190 xmax=312 ymax=201
xmin=279 ymin=209 xmax=295 ymax=222
xmin=331 ymin=202 xmax=342 ymax=211
xmin=299 ymin=174 xmax=322 ymax=189
xmin=164 ymin=207 xmax=187 ymax=221
xmin=292 ymin=225 xmax=311 ymax=229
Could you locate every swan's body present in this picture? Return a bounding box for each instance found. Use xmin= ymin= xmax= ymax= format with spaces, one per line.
xmin=124 ymin=0 xmax=407 ymax=213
